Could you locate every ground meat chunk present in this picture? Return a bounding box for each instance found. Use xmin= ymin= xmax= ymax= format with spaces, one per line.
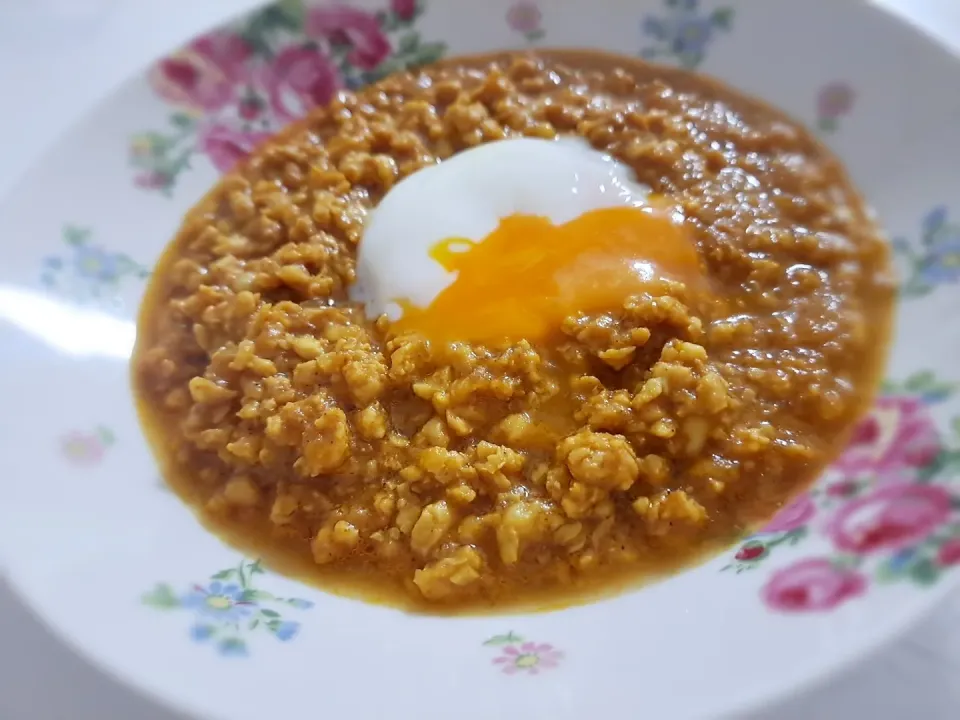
xmin=559 ymin=430 xmax=640 ymax=491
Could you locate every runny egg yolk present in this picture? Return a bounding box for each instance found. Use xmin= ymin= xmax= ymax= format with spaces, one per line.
xmin=392 ymin=205 xmax=702 ymax=343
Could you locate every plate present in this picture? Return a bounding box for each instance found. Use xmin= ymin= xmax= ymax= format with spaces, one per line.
xmin=1 ymin=1 xmax=959 ymax=718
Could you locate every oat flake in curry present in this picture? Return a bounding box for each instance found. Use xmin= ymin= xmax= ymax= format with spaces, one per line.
xmin=134 ymin=51 xmax=894 ymax=612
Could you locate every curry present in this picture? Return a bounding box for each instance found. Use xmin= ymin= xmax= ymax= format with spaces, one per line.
xmin=133 ymin=51 xmax=894 ymax=612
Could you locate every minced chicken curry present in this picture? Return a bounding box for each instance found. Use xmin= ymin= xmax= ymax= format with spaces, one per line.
xmin=134 ymin=51 xmax=894 ymax=612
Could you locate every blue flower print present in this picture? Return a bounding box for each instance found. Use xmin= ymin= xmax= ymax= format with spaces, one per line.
xmin=923 ymin=205 xmax=948 ymax=238
xmin=640 ymin=0 xmax=734 ymax=69
xmin=919 ymin=239 xmax=960 ymax=286
xmin=670 ymin=16 xmax=714 ymax=59
xmin=895 ymin=206 xmax=960 ymax=296
xmin=143 ymin=559 xmax=314 ymax=657
xmin=273 ymin=620 xmax=301 ymax=641
xmin=191 ymin=624 xmax=216 ymax=642
xmin=40 ymin=224 xmax=148 ymax=307
xmin=642 ymin=17 xmax=667 ymax=40
xmin=181 ymin=581 xmax=254 ymax=623
xmin=888 ymin=548 xmax=917 ymax=573
xmin=72 ymin=243 xmax=122 ymax=284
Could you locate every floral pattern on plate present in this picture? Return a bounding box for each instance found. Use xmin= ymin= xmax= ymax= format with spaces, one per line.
xmin=816 ymin=82 xmax=855 ymax=133
xmin=894 ymin=206 xmax=960 ymax=297
xmin=143 ymin=559 xmax=314 ymax=656
xmin=484 ymin=632 xmax=563 ymax=675
xmin=639 ymin=0 xmax=733 ymax=69
xmin=130 ymin=0 xmax=446 ymax=193
xmin=723 ymin=372 xmax=960 ymax=611
xmin=40 ymin=225 xmax=149 ymax=305
xmin=506 ymin=2 xmax=544 ymax=43
xmin=60 ymin=426 xmax=115 ymax=466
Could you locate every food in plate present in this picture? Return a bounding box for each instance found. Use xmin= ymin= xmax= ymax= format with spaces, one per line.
xmin=133 ymin=50 xmax=894 ymax=611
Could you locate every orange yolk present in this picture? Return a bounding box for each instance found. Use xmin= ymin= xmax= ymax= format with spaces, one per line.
xmin=393 ymin=206 xmax=702 ymax=343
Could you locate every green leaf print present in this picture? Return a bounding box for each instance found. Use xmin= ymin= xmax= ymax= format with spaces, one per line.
xmin=398 ymin=32 xmax=420 ymax=54
xmin=483 ymin=632 xmax=523 ymax=646
xmin=142 ymin=583 xmax=179 ymax=609
xmin=259 ymin=3 xmax=302 ymax=32
xmin=917 ymin=451 xmax=950 ymax=483
xmin=711 ymin=8 xmax=734 ymax=29
xmin=275 ymin=0 xmax=305 ymax=22
xmin=875 ymin=558 xmax=903 ymax=584
xmin=62 ymin=225 xmax=89 ymax=247
xmin=169 ymin=112 xmax=196 ymax=130
xmin=831 ymin=553 xmax=863 ymax=571
xmin=240 ymin=588 xmax=276 ymax=603
xmin=218 ymin=637 xmax=248 ymax=656
xmin=910 ymin=558 xmax=941 ymax=586
xmin=883 ymin=371 xmax=955 ymax=400
xmin=906 ymin=371 xmax=936 ymax=391
xmin=413 ymin=41 xmax=446 ymax=66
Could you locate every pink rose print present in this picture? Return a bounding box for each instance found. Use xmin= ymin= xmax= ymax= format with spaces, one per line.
xmin=735 ymin=543 xmax=765 ymax=562
xmin=151 ymin=31 xmax=251 ymax=113
xmin=833 ymin=396 xmax=940 ymax=480
xmin=722 ymin=373 xmax=960 ymax=601
xmin=761 ymin=493 xmax=815 ymax=534
xmin=60 ymin=427 xmax=114 ymax=467
xmin=826 ymin=480 xmax=859 ymax=498
xmin=198 ymin=123 xmax=271 ymax=174
xmin=133 ymin=170 xmax=173 ymax=192
xmin=493 ymin=641 xmax=563 ymax=675
xmin=762 ymin=558 xmax=867 ymax=613
xmin=507 ymin=2 xmax=542 ymax=35
xmin=826 ymin=483 xmax=952 ymax=555
xmin=392 ymin=0 xmax=418 ymax=21
xmin=134 ymin=1 xmax=447 ymax=194
xmin=260 ymin=45 xmax=342 ymax=123
xmin=306 ymin=5 xmax=391 ymax=70
xmin=238 ymin=95 xmax=266 ymax=121
xmin=816 ymin=82 xmax=855 ymax=132
xmin=817 ymin=82 xmax=854 ymax=120
xmin=937 ymin=538 xmax=960 ymax=566
xmin=506 ymin=1 xmax=544 ymax=42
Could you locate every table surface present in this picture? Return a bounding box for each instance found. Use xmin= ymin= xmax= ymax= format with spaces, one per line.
xmin=2 ymin=1 xmax=960 ymax=718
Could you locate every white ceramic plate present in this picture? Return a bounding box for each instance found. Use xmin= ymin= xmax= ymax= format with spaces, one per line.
xmin=2 ymin=1 xmax=960 ymax=718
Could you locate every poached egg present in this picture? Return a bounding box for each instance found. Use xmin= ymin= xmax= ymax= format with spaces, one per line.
xmin=352 ymin=137 xmax=701 ymax=343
